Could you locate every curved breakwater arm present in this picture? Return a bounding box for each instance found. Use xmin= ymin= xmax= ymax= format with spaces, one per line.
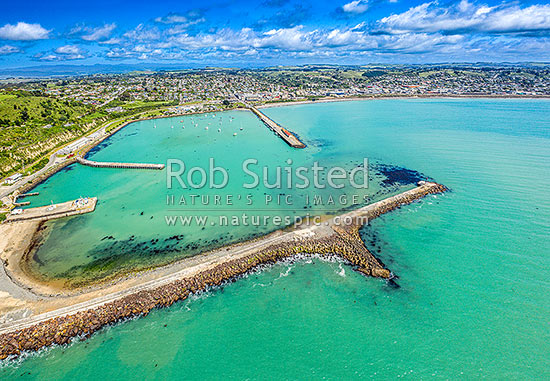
xmin=0 ymin=181 xmax=447 ymax=359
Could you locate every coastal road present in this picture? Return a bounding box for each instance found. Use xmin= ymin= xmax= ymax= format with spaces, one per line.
xmin=0 ymin=151 xmax=63 ymax=200
xmin=0 ymin=119 xmax=120 ymax=201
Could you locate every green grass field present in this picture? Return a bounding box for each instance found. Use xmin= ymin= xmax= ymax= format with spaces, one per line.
xmin=0 ymin=92 xmax=181 ymax=178
xmin=0 ymin=93 xmax=91 ymax=128
xmin=0 ymin=91 xmax=97 ymax=176
xmin=0 ymin=92 xmax=91 ymax=128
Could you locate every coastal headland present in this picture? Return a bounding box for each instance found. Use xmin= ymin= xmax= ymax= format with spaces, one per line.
xmin=0 ymin=181 xmax=447 ymax=360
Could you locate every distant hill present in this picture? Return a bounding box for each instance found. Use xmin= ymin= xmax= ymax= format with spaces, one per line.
xmin=1 ymin=62 xmax=548 ymax=79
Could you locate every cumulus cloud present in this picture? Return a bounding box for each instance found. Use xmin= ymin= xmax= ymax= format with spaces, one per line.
xmin=0 ymin=22 xmax=50 ymax=41
xmin=55 ymin=45 xmax=82 ymax=54
xmin=86 ymin=1 xmax=550 ymax=63
xmin=36 ymin=45 xmax=87 ymax=61
xmin=257 ymin=27 xmax=315 ymax=50
xmin=379 ymin=0 xmax=550 ymax=34
xmin=342 ymin=0 xmax=370 ymax=14
xmin=153 ymin=25 xmax=463 ymax=56
xmin=0 ymin=45 xmax=21 ymax=55
xmin=106 ymin=46 xmax=183 ymax=60
xmin=79 ymin=23 xmax=117 ymax=41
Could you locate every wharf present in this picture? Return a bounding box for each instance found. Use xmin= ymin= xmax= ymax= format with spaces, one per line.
xmin=248 ymin=106 xmax=306 ymax=148
xmin=5 ymin=197 xmax=97 ymax=223
xmin=76 ymin=157 xmax=164 ymax=170
xmin=13 ymin=202 xmax=30 ymax=207
xmin=18 ymin=192 xmax=39 ymax=197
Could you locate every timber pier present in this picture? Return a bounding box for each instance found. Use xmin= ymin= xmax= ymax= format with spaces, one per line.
xmin=76 ymin=157 xmax=165 ymax=170
xmin=248 ymin=106 xmax=306 ymax=148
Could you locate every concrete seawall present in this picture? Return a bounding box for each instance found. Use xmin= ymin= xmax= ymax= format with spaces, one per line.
xmin=76 ymin=157 xmax=165 ymax=170
xmin=0 ymin=181 xmax=447 ymax=359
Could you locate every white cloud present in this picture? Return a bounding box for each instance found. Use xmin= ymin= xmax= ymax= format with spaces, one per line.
xmin=99 ymin=38 xmax=122 ymax=45
xmin=155 ymin=15 xmax=189 ymax=24
xmin=106 ymin=46 xmax=183 ymax=60
xmin=0 ymin=22 xmax=50 ymax=41
xmin=0 ymin=45 xmax=21 ymax=55
xmin=38 ymin=54 xmax=60 ymax=61
xmin=379 ymin=1 xmax=550 ymax=34
xmin=342 ymin=1 xmax=369 ymax=14
xmin=98 ymin=8 xmax=550 ymax=63
xmin=37 ymin=45 xmax=87 ymax=61
xmin=81 ymin=23 xmax=116 ymax=41
xmin=165 ymin=19 xmax=207 ymax=35
xmin=256 ymin=26 xmax=315 ymax=50
xmin=163 ymin=25 xmax=457 ymax=54
xmin=123 ymin=24 xmax=161 ymax=41
xmin=106 ymin=48 xmax=133 ymax=58
xmin=378 ymin=33 xmax=464 ymax=53
xmin=55 ymin=45 xmax=82 ymax=54
xmin=155 ymin=13 xmax=205 ymax=26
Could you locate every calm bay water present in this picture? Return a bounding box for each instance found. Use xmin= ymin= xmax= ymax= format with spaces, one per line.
xmin=2 ymin=99 xmax=549 ymax=378
xmin=23 ymin=109 xmax=391 ymax=286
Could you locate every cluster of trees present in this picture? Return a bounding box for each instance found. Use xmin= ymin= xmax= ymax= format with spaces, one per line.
xmin=0 ymin=93 xmax=91 ymax=128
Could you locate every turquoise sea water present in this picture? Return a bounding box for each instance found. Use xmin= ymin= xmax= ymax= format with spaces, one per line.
xmin=2 ymin=99 xmax=550 ymax=378
xmin=23 ymin=109 xmax=392 ymax=285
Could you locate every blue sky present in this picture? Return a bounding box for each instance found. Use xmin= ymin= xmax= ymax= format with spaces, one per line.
xmin=1 ymin=0 xmax=549 ymax=68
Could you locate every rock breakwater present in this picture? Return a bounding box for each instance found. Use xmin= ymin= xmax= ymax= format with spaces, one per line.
xmin=0 ymin=181 xmax=448 ymax=360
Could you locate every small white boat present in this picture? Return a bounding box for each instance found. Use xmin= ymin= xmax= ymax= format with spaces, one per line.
xmin=233 ymin=133 xmax=237 ymax=136
xmin=205 ymin=127 xmax=208 ymax=130
xmin=218 ymin=128 xmax=221 ymax=132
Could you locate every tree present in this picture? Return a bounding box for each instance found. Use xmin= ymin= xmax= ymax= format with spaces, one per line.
xmin=20 ymin=110 xmax=29 ymax=122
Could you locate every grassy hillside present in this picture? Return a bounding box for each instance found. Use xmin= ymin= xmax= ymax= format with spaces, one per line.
xmin=0 ymin=91 xmax=91 ymax=128
xmin=0 ymin=91 xmax=97 ymax=177
xmin=0 ymin=91 xmax=177 ymax=178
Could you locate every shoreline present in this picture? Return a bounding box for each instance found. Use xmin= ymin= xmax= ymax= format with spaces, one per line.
xmin=256 ymin=94 xmax=550 ymax=109
xmin=6 ymin=94 xmax=549 ymax=197
xmin=0 ymin=182 xmax=447 ymax=359
xmin=6 ymin=106 xmax=244 ymax=197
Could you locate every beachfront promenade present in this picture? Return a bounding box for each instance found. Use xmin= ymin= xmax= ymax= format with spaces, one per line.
xmin=247 ymin=105 xmax=306 ymax=148
xmin=76 ymin=157 xmax=165 ymax=170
